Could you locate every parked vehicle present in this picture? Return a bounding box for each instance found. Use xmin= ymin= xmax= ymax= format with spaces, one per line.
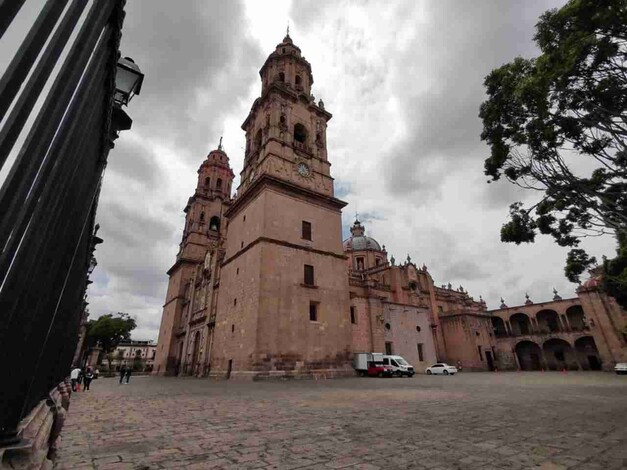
xmin=353 ymin=352 xmax=393 ymax=377
xmin=367 ymin=363 xmax=394 ymax=377
xmin=425 ymin=363 xmax=458 ymax=375
xmin=354 ymin=352 xmax=382 ymax=376
xmin=614 ymin=363 xmax=627 ymax=375
xmin=383 ymin=355 xmax=415 ymax=377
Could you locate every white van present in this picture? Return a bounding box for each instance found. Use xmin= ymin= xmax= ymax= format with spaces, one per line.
xmin=383 ymin=355 xmax=415 ymax=377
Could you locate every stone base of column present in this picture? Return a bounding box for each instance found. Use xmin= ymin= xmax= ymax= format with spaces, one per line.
xmin=0 ymin=381 xmax=70 ymax=470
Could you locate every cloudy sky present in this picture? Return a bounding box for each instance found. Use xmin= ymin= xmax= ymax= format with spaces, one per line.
xmin=6 ymin=0 xmax=616 ymax=340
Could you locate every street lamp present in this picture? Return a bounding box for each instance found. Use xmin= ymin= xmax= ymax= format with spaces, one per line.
xmin=87 ymin=256 xmax=97 ymax=275
xmin=114 ymin=57 xmax=144 ymax=107
xmin=111 ymin=57 xmax=143 ymax=137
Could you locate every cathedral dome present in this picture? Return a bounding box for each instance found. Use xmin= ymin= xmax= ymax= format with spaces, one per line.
xmin=342 ymin=219 xmax=382 ymax=252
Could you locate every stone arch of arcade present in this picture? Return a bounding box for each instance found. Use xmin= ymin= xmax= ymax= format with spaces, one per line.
xmin=542 ymin=338 xmax=577 ymax=370
xmin=515 ymin=340 xmax=542 ymax=370
xmin=513 ymin=336 xmax=603 ymax=371
xmin=509 ymin=313 xmax=532 ymax=336
xmin=491 ymin=316 xmax=507 ymax=337
xmin=574 ymin=335 xmax=602 ymax=370
xmin=536 ymin=309 xmax=561 ymax=333
xmin=566 ymin=305 xmax=586 ymax=331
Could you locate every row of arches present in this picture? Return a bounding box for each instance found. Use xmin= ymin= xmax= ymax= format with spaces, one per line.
xmin=515 ymin=336 xmax=601 ymax=371
xmin=492 ymin=306 xmax=586 ymax=337
xmin=276 ymin=71 xmax=305 ymax=92
xmin=203 ymin=176 xmax=224 ymax=191
xmin=249 ymin=121 xmax=324 ymax=157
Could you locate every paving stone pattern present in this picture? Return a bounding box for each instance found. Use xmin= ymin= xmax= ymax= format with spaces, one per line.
xmin=55 ymin=372 xmax=627 ymax=469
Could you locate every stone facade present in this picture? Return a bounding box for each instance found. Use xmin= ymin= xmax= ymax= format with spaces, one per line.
xmin=489 ymin=280 xmax=627 ymax=372
xmin=105 ymin=340 xmax=157 ymax=371
xmin=154 ymin=34 xmax=627 ymax=379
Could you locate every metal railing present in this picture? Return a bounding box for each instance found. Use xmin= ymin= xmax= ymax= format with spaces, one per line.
xmin=0 ymin=0 xmax=130 ymax=442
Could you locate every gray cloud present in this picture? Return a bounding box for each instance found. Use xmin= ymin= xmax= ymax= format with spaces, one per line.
xmin=382 ymin=0 xmax=566 ymax=200
xmin=440 ymin=259 xmax=491 ymax=283
xmin=121 ymin=1 xmax=264 ymax=162
xmin=86 ymin=0 xmax=263 ymax=338
xmin=76 ymin=0 xmax=614 ymax=340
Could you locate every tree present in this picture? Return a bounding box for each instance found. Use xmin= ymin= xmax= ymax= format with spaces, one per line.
xmin=85 ymin=312 xmax=137 ymax=365
xmin=479 ymin=0 xmax=627 ymax=306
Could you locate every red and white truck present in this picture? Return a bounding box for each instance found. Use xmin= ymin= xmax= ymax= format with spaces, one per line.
xmin=353 ymin=352 xmax=393 ymax=377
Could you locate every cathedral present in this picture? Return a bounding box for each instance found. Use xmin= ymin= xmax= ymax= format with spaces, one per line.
xmin=154 ymin=35 xmax=627 ymax=379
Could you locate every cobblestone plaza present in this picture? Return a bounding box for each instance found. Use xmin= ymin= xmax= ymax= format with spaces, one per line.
xmin=55 ymin=373 xmax=627 ymax=469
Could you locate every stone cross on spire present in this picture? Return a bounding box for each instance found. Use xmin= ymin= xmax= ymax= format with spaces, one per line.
xmin=218 ymin=136 xmax=223 ymax=151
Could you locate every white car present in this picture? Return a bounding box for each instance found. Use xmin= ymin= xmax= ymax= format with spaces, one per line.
xmin=383 ymin=355 xmax=415 ymax=377
xmin=615 ymin=363 xmax=627 ymax=375
xmin=425 ymin=363 xmax=458 ymax=375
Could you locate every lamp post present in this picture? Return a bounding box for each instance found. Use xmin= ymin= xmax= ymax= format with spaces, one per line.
xmin=87 ymin=256 xmax=97 ymax=275
xmin=111 ymin=57 xmax=144 ymax=137
xmin=114 ymin=57 xmax=144 ymax=106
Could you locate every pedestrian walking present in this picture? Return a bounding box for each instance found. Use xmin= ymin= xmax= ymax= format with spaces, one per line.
xmin=83 ymin=367 xmax=94 ymax=391
xmin=70 ymin=365 xmax=81 ymax=391
xmin=119 ymin=366 xmax=126 ymax=384
xmin=125 ymin=366 xmax=132 ymax=384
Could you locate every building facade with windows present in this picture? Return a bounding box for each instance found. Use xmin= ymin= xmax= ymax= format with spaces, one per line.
xmin=92 ymin=339 xmax=157 ymax=372
xmin=154 ymin=34 xmax=627 ymax=378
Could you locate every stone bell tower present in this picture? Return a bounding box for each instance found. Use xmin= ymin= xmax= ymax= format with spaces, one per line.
xmin=209 ymin=33 xmax=353 ymax=378
xmin=154 ymin=142 xmax=234 ymax=375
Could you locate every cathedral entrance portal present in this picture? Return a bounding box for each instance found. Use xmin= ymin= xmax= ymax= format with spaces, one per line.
xmin=190 ymin=331 xmax=200 ymax=376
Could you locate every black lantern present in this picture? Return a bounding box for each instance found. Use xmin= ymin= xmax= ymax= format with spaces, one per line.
xmin=114 ymin=57 xmax=144 ymax=107
xmin=87 ymin=256 xmax=98 ymax=275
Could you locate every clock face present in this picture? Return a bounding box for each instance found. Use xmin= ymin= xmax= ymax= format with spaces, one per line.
xmin=297 ymin=162 xmax=311 ymax=177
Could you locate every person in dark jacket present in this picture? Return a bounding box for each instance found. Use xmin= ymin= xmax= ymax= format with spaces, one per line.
xmin=83 ymin=367 xmax=94 ymax=391
xmin=124 ymin=366 xmax=132 ymax=384
xmin=119 ymin=365 xmax=126 ymax=384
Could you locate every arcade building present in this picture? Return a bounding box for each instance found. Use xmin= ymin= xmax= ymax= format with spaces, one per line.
xmin=154 ymin=34 xmax=627 ymax=379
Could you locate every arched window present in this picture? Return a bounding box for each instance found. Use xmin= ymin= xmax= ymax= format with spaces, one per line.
xmin=295 ymin=75 xmax=302 ymax=86
xmin=254 ymin=129 xmax=262 ymax=150
xmin=209 ymin=216 xmax=220 ymax=232
xmin=280 ymin=115 xmax=286 ymax=125
xmin=216 ymin=178 xmax=222 ymax=190
xmin=278 ymin=72 xmax=285 ymax=82
xmin=294 ymin=123 xmax=307 ymax=143
xmin=204 ymin=177 xmax=210 ymax=187
xmin=199 ymin=212 xmax=205 ymax=222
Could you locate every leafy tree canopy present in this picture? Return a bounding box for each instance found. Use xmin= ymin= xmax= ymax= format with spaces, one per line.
xmin=479 ymin=0 xmax=627 ymax=306
xmin=85 ymin=312 xmax=137 ymax=354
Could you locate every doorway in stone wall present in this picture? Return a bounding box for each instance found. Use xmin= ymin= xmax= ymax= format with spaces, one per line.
xmin=588 ymin=355 xmax=602 ymax=370
xmin=485 ymin=351 xmax=495 ymax=371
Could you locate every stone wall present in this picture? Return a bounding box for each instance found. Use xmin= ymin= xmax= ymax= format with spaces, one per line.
xmin=0 ymin=380 xmax=71 ymax=470
xmin=383 ymin=302 xmax=437 ymax=370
